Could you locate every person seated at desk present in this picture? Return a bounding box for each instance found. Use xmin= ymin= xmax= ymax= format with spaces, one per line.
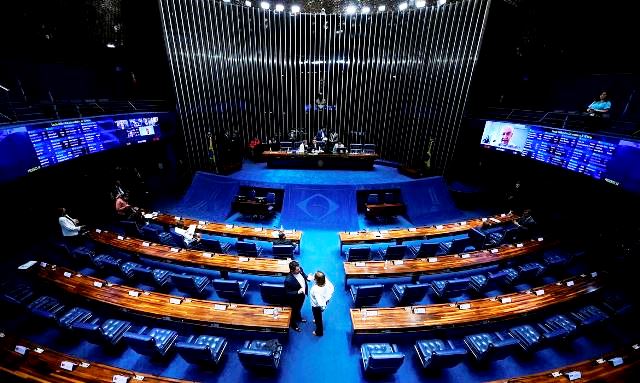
xmin=512 ymin=209 xmax=538 ymax=237
xmin=248 ymin=136 xmax=261 ymax=160
xmin=115 ymin=193 xmax=144 ymax=224
xmin=332 ymin=141 xmax=346 ymax=154
xmin=174 ymin=224 xmax=201 ymax=248
xmin=274 ymin=230 xmax=298 ymax=252
xmin=308 ymin=139 xmax=321 ymax=153
xmin=297 ymin=140 xmax=308 ymax=154
xmin=586 ymin=91 xmax=612 ymax=117
xmin=316 ymin=128 xmax=327 ymax=143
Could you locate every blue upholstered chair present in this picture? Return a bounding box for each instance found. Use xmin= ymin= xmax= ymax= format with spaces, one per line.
xmin=27 ymin=296 xmax=66 ymax=322
xmin=414 ymin=339 xmax=467 ymax=369
xmin=196 ymin=237 xmax=232 ymax=253
xmin=514 ymin=262 xmax=545 ymax=282
xmin=120 ymin=261 xmax=143 ymax=279
xmin=121 ymin=220 xmax=143 ymax=238
xmin=1 ymin=281 xmax=34 ymax=306
xmin=280 ymin=141 xmax=292 ymax=151
xmin=411 ymin=242 xmax=443 ymax=258
xmin=366 ymin=193 xmax=380 ymax=205
xmin=71 ymin=247 xmax=97 ymax=266
xmin=350 ymin=143 xmax=362 ymax=154
xmin=383 ymin=192 xmax=395 ymax=204
xmin=469 ymin=269 xmax=516 ymax=293
xmin=468 ymin=228 xmax=488 ymax=250
xmin=571 ymin=305 xmax=609 ymax=328
xmin=380 ymin=245 xmax=407 ymax=261
xmin=543 ymin=314 xmax=578 ymax=338
xmin=430 ymin=277 xmax=472 ymax=299
xmin=142 ymin=225 xmax=177 ymax=246
xmin=391 ymin=283 xmax=429 ymax=305
xmin=175 ymin=334 xmax=228 ymax=366
xmin=124 ymin=326 xmax=179 ymax=358
xmin=71 ymin=318 xmax=132 ymax=347
xmin=236 ymin=241 xmax=262 ymax=257
xmin=266 ymin=192 xmax=276 ymax=205
xmin=237 ymin=339 xmax=283 ymax=371
xmin=171 ymin=273 xmax=210 ymax=296
xmin=58 ymin=307 xmax=93 ymax=330
xmin=212 ymin=279 xmax=249 ymax=301
xmin=93 ymin=254 xmax=123 ymax=275
xmin=345 ymin=247 xmax=372 ymax=262
xmin=259 ymin=282 xmax=287 ymax=305
xmin=439 ymin=237 xmax=473 ymax=255
xmin=272 ymin=244 xmax=295 ymax=259
xmin=463 ymin=332 xmax=519 ymax=362
xmin=130 ymin=266 xmax=172 ymax=289
xmin=508 ymin=324 xmax=569 ymax=352
xmin=488 ymin=227 xmax=521 ymax=246
xmin=363 ymin=144 xmax=376 ymax=154
xmin=360 ymin=343 xmax=405 ymax=375
xmin=350 ymin=284 xmax=384 ymax=307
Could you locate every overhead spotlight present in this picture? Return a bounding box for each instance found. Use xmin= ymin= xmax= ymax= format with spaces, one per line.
xmin=437 ymin=0 xmax=447 ymax=5
xmin=260 ymin=1 xmax=270 ymax=9
xmin=377 ymin=5 xmax=386 ymax=12
xmin=398 ymin=2 xmax=408 ymax=10
xmin=291 ymin=4 xmax=301 ymax=13
xmin=245 ymin=0 xmax=252 ymax=6
xmin=361 ymin=6 xmax=370 ymax=13
xmin=275 ymin=3 xmax=284 ymax=11
xmin=106 ymin=43 xmax=116 ymax=48
xmin=416 ymin=0 xmax=426 ymax=7
xmin=345 ymin=5 xmax=357 ymax=14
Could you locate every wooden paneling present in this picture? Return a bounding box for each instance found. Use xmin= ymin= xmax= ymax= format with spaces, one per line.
xmin=350 ymin=272 xmax=605 ymax=334
xmin=27 ymin=263 xmax=291 ymax=333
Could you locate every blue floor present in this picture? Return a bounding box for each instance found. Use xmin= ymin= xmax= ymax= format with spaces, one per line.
xmin=2 ymin=166 xmax=638 ymax=383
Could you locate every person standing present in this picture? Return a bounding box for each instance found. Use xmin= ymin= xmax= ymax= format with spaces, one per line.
xmin=308 ymin=271 xmax=334 ymax=336
xmin=284 ymin=260 xmax=308 ymax=332
xmin=58 ymin=208 xmax=85 ymax=247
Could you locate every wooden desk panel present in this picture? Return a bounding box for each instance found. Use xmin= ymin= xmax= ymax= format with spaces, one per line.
xmin=364 ymin=203 xmax=406 ymax=218
xmin=28 ymin=263 xmax=291 ymax=333
xmin=344 ymin=238 xmax=556 ymax=282
xmin=88 ymin=230 xmax=290 ymax=276
xmin=262 ymin=151 xmax=378 ymax=170
xmin=486 ymin=343 xmax=640 ymax=382
xmin=0 ymin=334 xmax=194 ymax=383
xmin=350 ymin=272 xmax=605 ymax=334
xmin=338 ymin=212 xmax=517 ymax=249
xmin=150 ymin=213 xmax=302 ymax=245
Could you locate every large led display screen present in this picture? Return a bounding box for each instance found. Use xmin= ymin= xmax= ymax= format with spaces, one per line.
xmin=0 ymin=113 xmax=165 ymax=184
xmin=480 ymin=120 xmax=640 ymax=194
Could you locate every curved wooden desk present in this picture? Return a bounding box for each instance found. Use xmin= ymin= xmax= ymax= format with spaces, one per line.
xmin=262 ymin=151 xmax=378 ymax=170
xmin=339 ymin=212 xmax=517 ymax=250
xmin=26 ymin=263 xmax=291 ymax=333
xmin=344 ymin=238 xmax=556 ymax=285
xmin=88 ymin=230 xmax=290 ymax=277
xmin=486 ymin=343 xmax=640 ymax=382
xmin=0 ymin=334 xmax=194 ymax=383
xmin=149 ymin=213 xmax=302 ymax=246
xmin=350 ymin=272 xmax=605 ymax=334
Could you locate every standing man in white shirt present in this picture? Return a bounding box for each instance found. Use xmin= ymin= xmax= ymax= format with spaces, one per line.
xmin=308 ymin=271 xmax=334 ymax=336
xmin=58 ymin=208 xmax=85 ymax=246
xmin=284 ymin=260 xmax=308 ymax=332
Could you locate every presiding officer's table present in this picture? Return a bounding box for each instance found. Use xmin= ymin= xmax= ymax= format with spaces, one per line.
xmin=262 ymin=151 xmax=378 ymax=170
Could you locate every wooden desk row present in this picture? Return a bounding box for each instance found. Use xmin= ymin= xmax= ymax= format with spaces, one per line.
xmin=262 ymin=151 xmax=378 ymax=170
xmin=88 ymin=230 xmax=291 ymax=277
xmin=339 ymin=212 xmax=517 ymax=250
xmin=0 ymin=334 xmax=194 ymax=383
xmin=487 ymin=343 xmax=640 ymax=382
xmin=149 ymin=213 xmax=302 ymax=246
xmin=344 ymin=238 xmax=556 ymax=284
xmin=23 ymin=262 xmax=291 ymax=333
xmin=350 ymin=272 xmax=605 ymax=334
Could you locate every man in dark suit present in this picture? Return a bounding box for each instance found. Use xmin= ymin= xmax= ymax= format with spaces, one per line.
xmin=284 ymin=260 xmax=308 ymax=332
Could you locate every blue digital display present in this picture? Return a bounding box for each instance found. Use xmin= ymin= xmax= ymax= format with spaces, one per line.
xmin=0 ymin=113 xmax=164 ymax=184
xmin=481 ymin=121 xmax=640 ymax=194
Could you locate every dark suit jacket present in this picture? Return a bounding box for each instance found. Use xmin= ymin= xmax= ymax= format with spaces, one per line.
xmin=284 ymin=270 xmax=308 ymax=305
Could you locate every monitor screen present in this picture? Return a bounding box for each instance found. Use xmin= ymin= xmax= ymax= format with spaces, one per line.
xmin=0 ymin=112 xmax=167 ymax=184
xmin=480 ymin=120 xmax=640 ymax=194
xmin=480 ymin=121 xmax=529 ymax=154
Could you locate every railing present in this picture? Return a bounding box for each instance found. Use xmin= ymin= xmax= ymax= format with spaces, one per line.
xmin=0 ymin=99 xmax=170 ymax=125
xmin=475 ymin=107 xmax=639 ymax=137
